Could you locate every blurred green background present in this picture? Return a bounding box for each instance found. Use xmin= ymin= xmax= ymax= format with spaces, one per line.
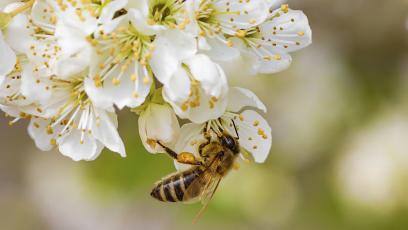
xmin=1 ymin=0 xmax=408 ymax=229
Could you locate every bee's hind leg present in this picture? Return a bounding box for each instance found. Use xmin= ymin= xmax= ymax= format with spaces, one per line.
xmin=157 ymin=141 xmax=202 ymax=166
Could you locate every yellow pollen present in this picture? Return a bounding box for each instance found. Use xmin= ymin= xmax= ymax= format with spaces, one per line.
xmin=239 ymin=114 xmax=244 ymax=121
xmin=93 ymin=75 xmax=103 ymax=88
xmin=281 ymin=4 xmax=289 ymax=13
xmin=143 ymin=76 xmax=150 ymax=85
xmin=47 ymin=125 xmax=54 ymax=135
xmin=227 ymin=40 xmax=234 ymax=47
xmin=146 ymin=139 xmax=157 ymax=148
xmin=112 ymin=78 xmax=121 ymax=86
xmin=50 ymin=138 xmax=57 ymax=146
xmin=235 ymin=29 xmax=247 ymax=38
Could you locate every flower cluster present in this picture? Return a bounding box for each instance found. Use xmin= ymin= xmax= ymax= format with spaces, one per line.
xmin=0 ymin=0 xmax=311 ymax=163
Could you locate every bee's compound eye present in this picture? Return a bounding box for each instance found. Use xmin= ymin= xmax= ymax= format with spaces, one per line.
xmin=220 ymin=135 xmax=239 ymax=154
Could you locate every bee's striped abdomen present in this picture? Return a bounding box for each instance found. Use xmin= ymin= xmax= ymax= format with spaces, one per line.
xmin=151 ymin=168 xmax=202 ymax=202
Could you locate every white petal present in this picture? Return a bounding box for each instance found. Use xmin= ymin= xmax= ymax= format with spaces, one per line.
xmin=261 ymin=8 xmax=312 ymax=53
xmin=215 ymin=0 xmax=269 ymax=31
xmin=98 ymin=0 xmax=128 ymax=25
xmin=150 ymin=29 xmax=197 ymax=85
xmin=128 ymin=8 xmax=166 ymax=36
xmin=227 ymin=87 xmax=267 ymax=113
xmin=4 ymin=14 xmax=32 ymax=53
xmin=0 ymin=31 xmax=16 ymax=76
xmin=183 ymin=54 xmax=228 ymax=96
xmin=201 ymin=37 xmax=240 ymax=62
xmin=51 ymin=1 xmax=97 ymax=35
xmin=91 ymin=109 xmax=126 ymax=157
xmin=138 ymin=103 xmax=180 ymax=153
xmin=224 ymin=110 xmax=272 ymax=163
xmin=85 ymin=62 xmax=151 ymax=109
xmin=265 ymin=0 xmax=285 ymax=9
xmin=58 ymin=130 xmax=103 ymax=161
xmin=28 ymin=118 xmax=57 ymax=151
xmin=256 ymin=52 xmax=292 ymax=74
xmin=55 ymin=21 xmax=92 ymax=76
xmin=20 ymin=64 xmax=53 ymax=104
xmin=162 ymin=66 xmax=191 ymax=104
xmin=163 ymin=55 xmax=229 ymax=123
xmin=55 ymin=49 xmax=91 ymax=79
xmin=31 ymin=0 xmax=56 ymax=32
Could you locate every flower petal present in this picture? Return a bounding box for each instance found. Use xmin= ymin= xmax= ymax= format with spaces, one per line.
xmin=261 ymin=8 xmax=312 ymax=53
xmin=256 ymin=52 xmax=292 ymax=74
xmin=31 ymin=0 xmax=56 ymax=32
xmin=224 ymin=110 xmax=272 ymax=163
xmin=128 ymin=8 xmax=166 ymax=36
xmin=227 ymin=87 xmax=267 ymax=113
xmin=162 ymin=59 xmax=229 ymax=124
xmin=150 ymin=29 xmax=197 ymax=85
xmin=58 ymin=129 xmax=103 ymax=161
xmin=98 ymin=0 xmax=128 ymax=24
xmin=20 ymin=64 xmax=53 ymax=104
xmin=28 ymin=117 xmax=59 ymax=151
xmin=91 ymin=109 xmax=126 ymax=157
xmin=0 ymin=31 xmax=16 ymax=76
xmin=138 ymin=103 xmax=180 ymax=153
xmin=85 ymin=62 xmax=151 ymax=109
xmin=215 ymin=0 xmax=269 ymax=31
xmin=201 ymin=37 xmax=240 ymax=62
xmin=4 ymin=14 xmax=32 ymax=54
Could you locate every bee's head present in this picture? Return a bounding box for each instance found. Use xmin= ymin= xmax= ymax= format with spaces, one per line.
xmin=220 ymin=134 xmax=240 ymax=154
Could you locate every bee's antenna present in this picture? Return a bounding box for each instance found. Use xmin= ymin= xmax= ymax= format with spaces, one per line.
xmin=231 ymin=119 xmax=239 ymax=139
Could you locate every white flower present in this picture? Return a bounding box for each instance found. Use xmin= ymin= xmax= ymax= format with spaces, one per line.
xmin=174 ymin=87 xmax=272 ymax=170
xmin=229 ymin=4 xmax=312 ymax=74
xmin=128 ymin=0 xmax=188 ymax=35
xmin=21 ymin=64 xmax=126 ymax=161
xmin=184 ymin=0 xmax=269 ymax=61
xmin=84 ymin=7 xmax=196 ymax=110
xmin=4 ymin=0 xmax=92 ymax=78
xmin=43 ymin=0 xmax=127 ymax=79
xmin=161 ymin=54 xmax=229 ymax=123
xmin=138 ymin=102 xmax=180 ymax=154
xmin=185 ymin=0 xmax=268 ymax=37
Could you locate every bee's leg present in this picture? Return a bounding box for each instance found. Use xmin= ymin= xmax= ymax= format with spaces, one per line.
xmin=198 ymin=132 xmax=212 ymax=158
xmin=231 ymin=119 xmax=239 ymax=139
xmin=157 ymin=141 xmax=202 ymax=166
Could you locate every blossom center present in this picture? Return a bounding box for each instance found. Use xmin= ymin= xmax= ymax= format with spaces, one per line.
xmin=90 ymin=24 xmax=155 ymax=87
xmin=148 ymin=0 xmax=183 ymax=28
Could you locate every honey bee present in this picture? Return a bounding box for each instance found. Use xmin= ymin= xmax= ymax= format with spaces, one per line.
xmin=150 ymin=120 xmax=241 ymax=220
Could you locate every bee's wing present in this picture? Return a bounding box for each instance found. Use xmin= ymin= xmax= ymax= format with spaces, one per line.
xmin=182 ymin=166 xmax=221 ymax=202
xmin=182 ymin=157 xmax=223 ymax=222
xmin=193 ymin=174 xmax=222 ymax=223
